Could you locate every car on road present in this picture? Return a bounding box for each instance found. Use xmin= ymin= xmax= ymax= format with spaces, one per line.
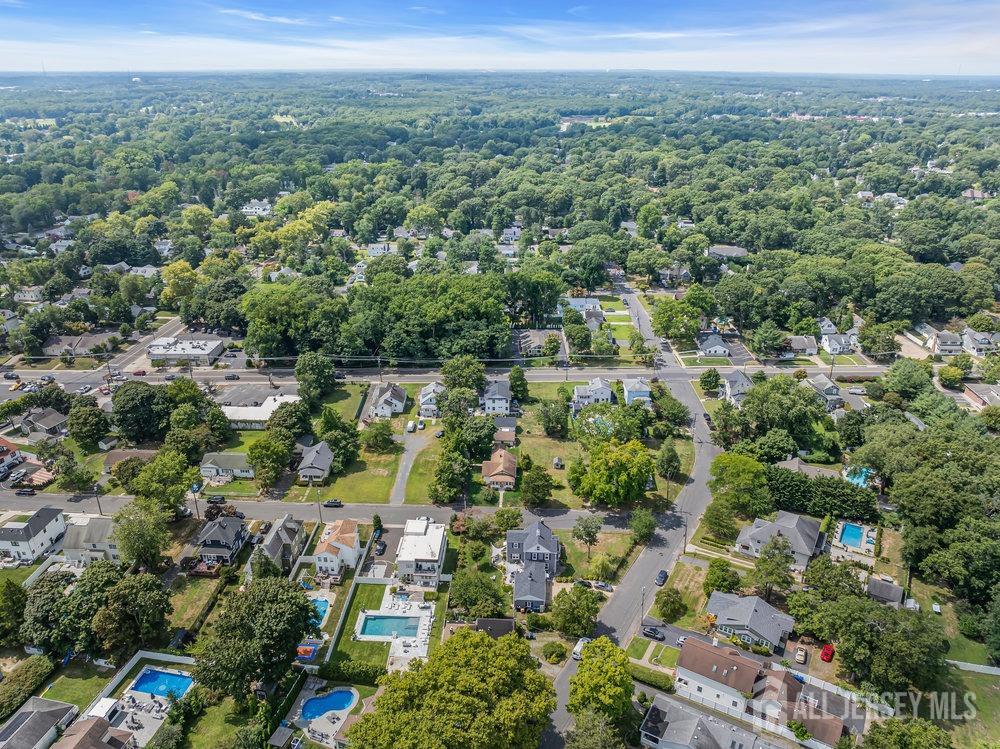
xmin=574 ymin=579 xmax=592 ymax=588
xmin=8 ymin=382 xmax=22 ymax=391
xmin=334 ymin=372 xmax=346 ymax=380
xmin=234 ymin=511 xmax=245 ymax=519
xmin=40 ymin=375 xmax=55 ymax=383
xmin=323 ymin=499 xmax=344 ymax=508
xmin=676 ymin=635 xmax=688 ymax=646
xmin=820 ymin=643 xmax=835 ymax=662
xmin=794 ymin=645 xmax=808 ymax=664
xmin=848 ymin=388 xmax=866 ymax=395
xmin=76 ymin=385 xmax=91 ymax=394
xmin=572 ymin=637 xmax=592 ymax=660
xmin=654 ymin=569 xmax=668 ymax=586
xmin=14 ymin=488 xmax=35 ymax=496
xmin=642 ymin=626 xmax=665 ymax=641
xmin=132 ymin=370 xmax=147 ymax=376
xmin=164 ymin=374 xmax=176 ymax=381
xmin=2 ymin=372 xmax=18 ymax=381
xmin=206 ymin=495 xmax=226 ymax=504
xmin=416 ymin=515 xmax=434 ymax=523
xmin=224 ymin=374 xmax=240 ymax=381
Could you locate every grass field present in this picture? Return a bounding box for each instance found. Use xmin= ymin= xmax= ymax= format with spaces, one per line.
xmin=0 ymin=563 xmax=39 ymax=586
xmin=286 ymin=448 xmax=401 ymax=504
xmin=555 ymin=529 xmax=637 ymax=582
xmin=330 ymin=583 xmax=391 ymax=668
xmin=38 ymin=661 xmax=114 ymax=708
xmin=627 ymin=636 xmax=651 ymax=660
xmin=928 ymin=669 xmax=1000 ymax=748
xmin=222 ymin=431 xmax=266 ymax=453
xmin=649 ymin=643 xmax=679 ymax=668
xmin=598 ymin=295 xmax=626 ymax=312
xmin=681 ymin=356 xmax=732 ymax=367
xmin=657 ymin=561 xmax=708 ymax=630
xmin=817 ymin=351 xmax=865 ymax=365
xmin=313 ymin=384 xmax=367 ymax=430
xmin=404 ymin=438 xmax=442 ymax=503
xmin=184 ymin=697 xmax=251 ymax=749
xmin=427 ymin=583 xmax=450 ymax=656
xmin=168 ymin=574 xmax=223 ymax=630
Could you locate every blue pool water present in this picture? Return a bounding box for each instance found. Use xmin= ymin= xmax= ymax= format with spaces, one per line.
xmin=301 ymin=689 xmax=357 ymax=719
xmin=839 ymin=522 xmax=865 ymax=549
xmin=132 ymin=668 xmax=194 ymax=699
xmin=311 ymin=599 xmax=330 ymax=623
xmin=360 ymin=615 xmax=421 ymax=637
xmin=846 ymin=467 xmax=873 ymax=488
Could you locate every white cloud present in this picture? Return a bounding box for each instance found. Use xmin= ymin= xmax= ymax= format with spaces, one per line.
xmin=408 ymin=6 xmax=444 ymax=14
xmin=0 ymin=0 xmax=25 ymax=7
xmin=217 ymin=8 xmax=307 ymax=25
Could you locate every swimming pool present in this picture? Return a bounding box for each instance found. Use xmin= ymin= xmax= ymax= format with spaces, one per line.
xmin=359 ymin=614 xmax=421 ymax=637
xmin=839 ymin=522 xmax=865 ymax=549
xmin=846 ymin=467 xmax=872 ymax=488
xmin=311 ymin=598 xmax=330 ymax=624
xmin=131 ymin=668 xmax=194 ymax=699
xmin=301 ymin=688 xmax=357 ymax=719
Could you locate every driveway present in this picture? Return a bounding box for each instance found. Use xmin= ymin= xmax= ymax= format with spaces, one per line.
xmin=389 ymin=431 xmax=431 ymax=505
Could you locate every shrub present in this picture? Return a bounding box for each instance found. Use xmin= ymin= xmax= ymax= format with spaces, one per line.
xmin=787 ymin=720 xmax=812 ymax=741
xmin=542 ymin=641 xmax=568 ymax=664
xmin=321 ymin=657 xmax=387 ymax=686
xmin=628 ymin=663 xmax=674 ymax=691
xmin=526 ymin=613 xmax=552 ymax=631
xmin=0 ymin=655 xmax=55 ymax=721
xmin=146 ymin=722 xmax=185 ymax=749
xmin=751 ymin=644 xmax=772 ymax=656
xmin=423 ymin=591 xmax=438 ymax=602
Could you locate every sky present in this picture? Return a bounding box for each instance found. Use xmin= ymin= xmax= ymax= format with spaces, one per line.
xmin=0 ymin=0 xmax=998 ymax=75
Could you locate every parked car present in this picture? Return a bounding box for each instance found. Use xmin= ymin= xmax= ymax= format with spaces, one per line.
xmin=848 ymin=388 xmax=866 ymax=395
xmin=820 ymin=643 xmax=835 ymax=662
xmin=224 ymin=352 xmax=238 ymax=358
xmin=676 ymin=635 xmax=688 ymax=646
xmin=416 ymin=515 xmax=434 ymax=523
xmin=374 ymin=540 xmax=387 ymax=555
xmin=794 ymin=646 xmax=808 ymax=664
xmin=76 ymin=384 xmax=91 ymax=394
xmin=572 ymin=637 xmax=592 ymax=660
xmin=323 ymin=499 xmax=344 ymax=508
xmin=654 ymin=569 xmax=668 ymax=586
xmin=259 ymin=521 xmax=272 ymax=533
xmin=406 ymin=420 xmax=416 ymax=432
xmin=14 ymin=488 xmax=35 ymax=496
xmin=206 ymin=495 xmax=226 ymax=504
xmin=434 ymin=430 xmax=444 ymax=438
xmin=417 ymin=419 xmax=425 ymax=430
xmin=2 ymin=372 xmax=19 ymax=381
xmin=164 ymin=374 xmax=177 ymax=381
xmin=574 ymin=579 xmax=592 ymax=589
xmin=8 ymin=382 xmax=22 ymax=391
xmin=594 ymin=581 xmax=613 ymax=592
xmin=642 ymin=626 xmax=665 ymax=641
xmin=234 ymin=511 xmax=245 ymax=519
xmin=224 ymin=374 xmax=240 ymax=381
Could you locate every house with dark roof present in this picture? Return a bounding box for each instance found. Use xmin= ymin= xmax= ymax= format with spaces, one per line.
xmin=506 ymin=521 xmax=560 ymax=576
xmin=0 ymin=697 xmax=77 ymax=749
xmin=697 ymin=333 xmax=730 ymax=357
xmin=197 ymin=517 xmax=248 ymax=565
xmin=199 ymin=452 xmax=254 ymax=481
xmin=0 ymin=506 xmax=65 ymax=562
xmin=474 ymin=618 xmax=516 ymax=639
xmin=805 ymin=374 xmax=843 ymax=412
xmin=735 ymin=511 xmax=824 ymax=571
xmin=482 ymin=380 xmax=511 ymax=415
xmin=51 ymin=717 xmax=135 ymax=749
xmin=19 ymin=407 xmax=68 ymax=436
xmin=674 ymin=638 xmax=763 ymax=713
xmin=788 ymin=335 xmax=818 ymax=356
xmin=247 ymin=514 xmax=306 ymax=580
xmin=867 ymin=577 xmax=905 ymax=609
xmin=512 ymin=561 xmax=548 ymax=612
xmin=706 ymin=592 xmax=794 ymax=652
xmin=640 ymin=693 xmax=781 ymax=749
xmin=367 ymin=383 xmax=406 ymax=420
xmin=297 ymin=441 xmax=334 ymax=484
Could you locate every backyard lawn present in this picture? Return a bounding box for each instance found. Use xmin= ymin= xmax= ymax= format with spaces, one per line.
xmin=38 ymin=661 xmax=114 ymax=708
xmin=648 ymin=438 xmax=695 ymax=504
xmin=426 ymin=583 xmax=450 ymax=656
xmin=168 ymin=574 xmax=223 ymax=630
xmin=222 ymin=431 xmax=266 ymax=453
xmin=285 ymin=448 xmax=401 ymax=504
xmin=554 ymin=529 xmax=638 ymax=582
xmin=928 ymin=669 xmax=1000 ymax=748
xmin=655 ymin=561 xmax=708 ymax=630
xmin=317 ymin=384 xmax=367 ymax=424
xmin=0 ymin=563 xmax=39 ymax=586
xmin=184 ymin=697 xmax=251 ymax=749
xmin=690 ymin=381 xmax=724 ymax=416
xmin=520 ymin=381 xmax=587 ymax=507
xmin=404 ymin=438 xmax=442 ymax=504
xmin=330 ymin=583 xmax=390 ymax=668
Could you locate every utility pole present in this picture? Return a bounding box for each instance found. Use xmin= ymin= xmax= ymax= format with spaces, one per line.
xmin=92 ymin=483 xmax=104 ymax=516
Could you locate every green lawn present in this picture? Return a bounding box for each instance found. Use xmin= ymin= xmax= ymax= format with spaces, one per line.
xmin=330 ymin=583 xmax=391 ymax=668
xmin=208 ymin=479 xmax=259 ymax=498
xmin=0 ymin=563 xmax=39 ymax=586
xmin=817 ymin=351 xmax=864 ymax=365
xmin=427 ymin=583 xmax=450 ymax=656
xmin=597 ymin=295 xmax=626 ymax=312
xmin=649 ymin=643 xmax=679 ymax=668
xmin=648 ymin=437 xmax=695 ymax=504
xmin=555 ymin=529 xmax=638 ymax=582
xmin=404 ymin=438 xmax=442 ymax=504
xmin=285 ymin=448 xmax=401 ymax=504
xmin=626 ymin=636 xmax=651 ymax=660
xmin=223 ymin=431 xmax=267 ymax=453
xmin=681 ymin=356 xmax=732 ymax=366
xmin=168 ymin=574 xmax=223 ymax=630
xmin=655 ymin=561 xmax=708 ymax=630
xmin=316 ymin=384 xmax=367 ymax=426
xmin=38 ymin=661 xmax=114 ymax=708
xmin=927 ymin=669 xmax=1000 ymax=748
xmin=184 ymin=697 xmax=251 ymax=749
xmin=910 ymin=578 xmax=991 ymax=665
xmin=691 ymin=381 xmax=724 ymax=416
xmin=519 ymin=382 xmax=587 ymax=507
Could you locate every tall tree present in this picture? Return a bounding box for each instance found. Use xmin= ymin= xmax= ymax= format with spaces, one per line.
xmin=749 ymin=535 xmax=795 ymax=602
xmin=567 ymin=637 xmax=633 ymax=723
xmin=572 ymin=515 xmax=602 ymax=560
xmin=112 ymin=500 xmax=171 ymax=570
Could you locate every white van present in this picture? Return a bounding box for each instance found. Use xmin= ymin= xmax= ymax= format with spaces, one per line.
xmin=572 ymin=637 xmax=592 ymax=661
xmin=406 ymin=420 xmax=416 ymax=433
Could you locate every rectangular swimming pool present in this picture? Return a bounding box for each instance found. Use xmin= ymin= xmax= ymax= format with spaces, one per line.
xmin=360 ymin=615 xmax=421 ymax=637
xmin=839 ymin=522 xmax=864 ymax=548
xmin=131 ymin=668 xmax=194 ymax=699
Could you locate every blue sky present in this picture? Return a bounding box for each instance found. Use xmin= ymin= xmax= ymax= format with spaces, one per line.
xmin=0 ymin=0 xmax=998 ymax=74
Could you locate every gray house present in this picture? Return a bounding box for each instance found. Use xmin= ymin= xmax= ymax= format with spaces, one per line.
xmin=719 ymin=370 xmax=752 ymax=407
xmin=297 ymin=441 xmax=334 ymax=483
xmin=506 ymin=521 xmax=560 ymax=577
xmin=512 ymin=562 xmax=549 ymax=613
xmin=640 ymin=693 xmax=781 ymax=749
xmin=806 ymin=373 xmax=843 ymax=412
xmin=0 ymin=697 xmax=77 ymax=749
xmin=248 ymin=514 xmax=306 ymax=579
xmin=735 ymin=511 xmax=824 ymax=570
xmin=197 ymin=517 xmax=248 ymax=565
xmin=867 ymin=577 xmax=905 ymax=609
xmin=706 ymin=592 xmax=794 ymax=652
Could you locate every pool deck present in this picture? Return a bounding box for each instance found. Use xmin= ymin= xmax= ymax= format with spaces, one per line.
xmin=287 ymin=677 xmax=359 ymax=748
xmin=830 ymin=520 xmax=877 ymax=566
xmin=92 ymin=667 xmax=194 ymax=746
xmin=351 ymin=587 xmax=435 ymax=672
xmin=308 ymin=591 xmax=335 ymax=629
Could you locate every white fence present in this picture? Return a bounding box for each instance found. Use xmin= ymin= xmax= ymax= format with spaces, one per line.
xmin=768 ymin=662 xmax=894 ymax=717
xmin=83 ymin=650 xmax=196 ymax=716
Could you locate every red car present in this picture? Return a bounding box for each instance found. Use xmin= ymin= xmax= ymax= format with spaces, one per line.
xmin=820 ymin=643 xmax=835 ymax=662
xmin=132 ymin=370 xmax=147 ymax=376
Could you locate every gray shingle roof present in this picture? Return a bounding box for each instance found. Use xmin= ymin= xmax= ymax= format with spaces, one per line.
xmin=298 ymin=441 xmax=334 ymax=473
xmin=485 ymin=380 xmax=511 ymax=400
xmin=0 ymin=506 xmax=62 ymax=543
xmin=736 ymin=511 xmax=822 ymax=563
xmin=867 ymin=578 xmax=904 ymax=606
xmin=640 ymin=693 xmax=781 ymax=749
xmin=706 ymin=592 xmax=794 ymax=646
xmin=0 ymin=697 xmax=76 ymax=749
xmin=506 ymin=521 xmax=559 ymax=556
xmin=201 ymin=452 xmax=251 ymax=471
xmin=198 ymin=517 xmax=246 ymax=549
xmin=513 ymin=560 xmax=547 ymax=603
xmin=62 ymin=516 xmax=115 ymax=548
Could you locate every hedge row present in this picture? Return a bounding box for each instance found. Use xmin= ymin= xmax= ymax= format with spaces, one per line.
xmin=0 ymin=655 xmax=55 ymax=721
xmin=628 ymin=663 xmax=674 ymax=692
xmin=320 ymin=657 xmax=387 ymax=687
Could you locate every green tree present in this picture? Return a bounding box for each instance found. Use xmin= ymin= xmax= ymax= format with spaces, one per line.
xmin=857 ymin=323 xmax=901 ymax=361
xmin=294 ymin=351 xmax=336 ymax=404
xmin=578 ymin=439 xmax=654 ymax=508
xmin=703 ymin=558 xmax=742 ymax=596
xmin=346 ymin=628 xmax=555 ymax=749
xmin=91 ymin=573 xmax=172 ymax=659
xmin=708 ymin=453 xmax=773 ymax=519
xmin=247 ymin=436 xmax=292 ymax=488
xmin=537 ymin=399 xmax=570 ymax=437
xmin=629 ymin=507 xmax=656 ymax=545
xmin=572 ymin=515 xmax=602 ymax=560
xmin=937 ymin=365 xmax=964 ymax=389
xmin=111 ymin=381 xmax=170 ymax=443
xmin=249 ymin=547 xmax=283 ymax=580
xmin=441 ymin=355 xmax=486 ymax=393
xmin=112 ymin=500 xmax=171 ymax=570
xmin=550 ymin=586 xmax=602 ymax=638
xmin=981 ymin=405 xmax=1000 ymax=433
xmin=565 ymin=710 xmax=626 ymax=749
xmin=450 ymin=570 xmax=506 ymax=618
xmin=567 ymin=637 xmax=633 ymax=722
xmin=194 ymin=578 xmax=314 ymax=704
xmin=749 ymin=535 xmax=795 ymax=602
xmin=883 ymin=358 xmax=933 ymax=401
xmin=131 ymin=450 xmax=199 ymax=514
xmin=654 ymin=587 xmax=687 ymax=623
xmin=860 ymin=718 xmax=952 ymax=749
xmin=702 ymin=498 xmax=738 ymax=540
xmin=317 ymin=408 xmax=361 ymax=475
xmin=699 ymin=368 xmax=722 ymax=392
xmin=493 ymin=508 xmax=523 ymax=533
xmin=67 ymin=404 xmax=110 ymax=448
xmin=509 ymin=365 xmax=529 ymax=402
xmin=748 ymin=320 xmax=785 ymax=358
xmin=0 ymin=580 xmax=27 ymax=647
xmin=267 ymin=399 xmax=312 ymax=437
xmin=655 ymin=441 xmax=681 ymax=479
xmin=520 ymin=464 xmax=555 ymax=509
xmin=360 ymin=420 xmax=395 ymax=453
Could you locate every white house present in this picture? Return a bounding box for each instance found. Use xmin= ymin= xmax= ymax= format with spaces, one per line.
xmin=60 ymin=515 xmax=120 ymax=567
xmin=0 ymin=506 xmax=65 ymax=562
xmin=222 ymin=393 xmax=301 ymax=430
xmin=930 ymin=330 xmax=963 ymax=356
xmin=561 ymin=297 xmax=601 ymax=314
xmin=418 ymin=381 xmax=445 ymax=418
xmin=623 ymin=378 xmax=652 ymax=406
xmin=367 ymin=243 xmax=392 ymax=258
xmin=128 ymin=265 xmax=160 ymax=279
xmin=962 ymin=327 xmax=997 ymax=356
xmin=314 ymin=519 xmax=362 ymax=576
xmin=297 ymin=441 xmax=335 ymax=484
xmin=367 ymin=383 xmax=407 ymax=420
xmin=720 ymin=370 xmax=753 ymax=407
xmin=0 ymin=309 xmax=22 ymax=335
xmin=697 ymin=333 xmax=730 ymax=357
xmin=817 ymin=316 xmax=838 ymax=336
xmin=483 ymin=380 xmax=512 ymax=415
xmin=0 ymin=437 xmax=25 ymax=473
xmin=200 ymin=452 xmax=255 ymax=481
xmin=241 ymin=199 xmax=272 ymax=218
xmin=821 ymin=333 xmax=854 ymax=355
xmin=571 ymin=377 xmax=613 ymax=411
xmin=147 ymin=336 xmax=225 ymax=366
xmin=674 ymin=638 xmax=760 ymax=715
xmin=13 ymin=286 xmax=43 ymax=304
xmin=395 ymin=518 xmax=447 ymax=588
xmin=788 ymin=335 xmax=818 ymax=356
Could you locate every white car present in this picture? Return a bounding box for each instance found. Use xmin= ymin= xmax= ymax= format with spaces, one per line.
xmin=416 ymin=515 xmax=435 ymax=524
xmin=848 ymin=388 xmax=866 ymax=395
xmin=572 ymin=637 xmax=592 ymax=660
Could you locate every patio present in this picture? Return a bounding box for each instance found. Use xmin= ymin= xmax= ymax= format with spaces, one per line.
xmin=286 ymin=677 xmax=359 ymax=748
xmin=830 ymin=520 xmax=877 ymax=565
xmin=352 ymin=587 xmax=435 ymax=672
